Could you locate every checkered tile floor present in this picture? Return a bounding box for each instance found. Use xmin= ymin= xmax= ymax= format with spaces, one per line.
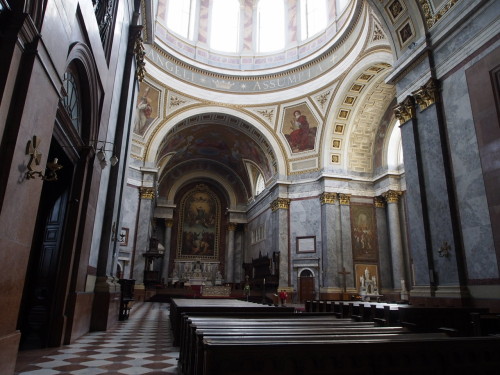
xmin=15 ymin=302 xmax=179 ymax=375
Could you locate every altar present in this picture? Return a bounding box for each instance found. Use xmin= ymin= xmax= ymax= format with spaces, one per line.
xmin=169 ymin=259 xmax=223 ymax=286
xmin=359 ymin=266 xmax=383 ymax=301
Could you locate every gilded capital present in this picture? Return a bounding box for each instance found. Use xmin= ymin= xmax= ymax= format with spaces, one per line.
xmin=165 ymin=219 xmax=174 ymax=228
xmin=227 ymin=222 xmax=237 ymax=231
xmin=320 ymin=192 xmax=337 ymax=205
xmin=413 ymin=78 xmax=439 ymax=111
xmin=394 ymin=96 xmax=416 ymax=124
xmin=139 ymin=187 xmax=155 ymax=200
xmin=383 ymin=190 xmax=402 ymax=203
xmin=338 ymin=194 xmax=351 ymax=205
xmin=374 ymin=196 xmax=385 ymax=208
xmin=271 ymin=197 xmax=291 ymax=211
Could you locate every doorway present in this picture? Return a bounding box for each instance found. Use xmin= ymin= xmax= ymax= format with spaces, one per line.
xmin=298 ymin=269 xmax=315 ymax=303
xmin=18 ymin=141 xmax=74 ymax=349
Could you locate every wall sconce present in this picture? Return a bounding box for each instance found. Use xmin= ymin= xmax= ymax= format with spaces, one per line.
xmin=438 ymin=241 xmax=452 ymax=258
xmin=25 ymin=136 xmax=63 ymax=181
xmin=91 ymin=140 xmax=119 ymax=169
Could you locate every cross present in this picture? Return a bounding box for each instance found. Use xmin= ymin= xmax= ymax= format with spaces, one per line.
xmin=338 ymin=266 xmax=351 ymax=294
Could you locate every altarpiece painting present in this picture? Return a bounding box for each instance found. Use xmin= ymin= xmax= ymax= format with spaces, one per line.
xmin=176 ymin=184 xmax=220 ymax=260
xmin=350 ymin=204 xmax=378 ymax=261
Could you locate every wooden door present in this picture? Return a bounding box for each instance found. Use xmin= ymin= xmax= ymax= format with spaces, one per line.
xmin=299 ymin=272 xmax=315 ymax=303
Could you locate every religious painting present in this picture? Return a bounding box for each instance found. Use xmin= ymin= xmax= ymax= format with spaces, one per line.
xmin=177 ymin=184 xmax=220 ymax=260
xmin=351 ymin=204 xmax=378 ymax=261
xmin=397 ymin=20 xmax=415 ymax=48
xmin=283 ymin=104 xmax=318 ymax=153
xmin=386 ymin=0 xmax=406 ymax=24
xmin=355 ymin=264 xmax=379 ymax=292
xmin=296 ymin=236 xmax=316 ymax=253
xmin=133 ymin=82 xmax=160 ymax=136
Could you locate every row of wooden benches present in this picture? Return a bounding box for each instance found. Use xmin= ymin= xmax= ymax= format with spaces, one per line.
xmin=305 ymin=299 xmax=496 ymax=336
xmin=174 ymin=309 xmax=500 ymax=375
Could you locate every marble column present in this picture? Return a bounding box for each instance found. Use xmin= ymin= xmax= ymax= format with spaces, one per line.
xmin=338 ymin=194 xmax=354 ymax=292
xmin=131 ymin=187 xmax=155 ymax=286
xmin=226 ymin=223 xmax=237 ymax=283
xmin=162 ymin=218 xmax=173 ymax=284
xmin=375 ymin=196 xmax=392 ymax=292
xmin=395 ymin=96 xmax=433 ymax=294
xmin=271 ymin=198 xmax=291 ymax=288
xmin=320 ymin=193 xmax=340 ymax=292
xmin=383 ymin=190 xmax=405 ymax=291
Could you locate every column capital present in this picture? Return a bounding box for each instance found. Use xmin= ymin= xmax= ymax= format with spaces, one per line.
xmin=227 ymin=222 xmax=237 ymax=231
xmin=413 ymin=77 xmax=439 ymax=112
xmin=139 ymin=187 xmax=155 ymax=200
xmin=338 ymin=194 xmax=351 ymax=205
xmin=271 ymin=197 xmax=291 ymax=211
xmin=374 ymin=196 xmax=385 ymax=208
xmin=394 ymin=95 xmax=416 ymax=124
xmin=383 ymin=190 xmax=403 ymax=203
xmin=320 ymin=192 xmax=337 ymax=205
xmin=165 ymin=218 xmax=174 ymax=228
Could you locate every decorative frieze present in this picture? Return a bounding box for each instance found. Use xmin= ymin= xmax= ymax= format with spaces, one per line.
xmin=139 ymin=187 xmax=155 ymax=200
xmin=320 ymin=192 xmax=337 ymax=205
xmin=413 ymin=78 xmax=439 ymax=111
xmin=394 ymin=96 xmax=415 ymax=124
xmin=382 ymin=190 xmax=402 ymax=203
xmin=271 ymin=198 xmax=291 ymax=211
xmin=338 ymin=194 xmax=351 ymax=205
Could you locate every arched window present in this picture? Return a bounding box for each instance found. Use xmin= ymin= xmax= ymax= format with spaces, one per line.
xmin=61 ymin=70 xmax=82 ymax=135
xmin=300 ymin=0 xmax=327 ymax=40
xmin=255 ymin=173 xmax=265 ymax=196
xmin=210 ymin=0 xmax=240 ymax=52
xmin=166 ymin=0 xmax=197 ymax=40
xmin=387 ymin=120 xmax=404 ymax=171
xmin=256 ymin=0 xmax=284 ymax=53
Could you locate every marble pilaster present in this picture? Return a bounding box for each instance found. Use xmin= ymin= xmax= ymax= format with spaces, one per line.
xmin=226 ymin=222 xmax=237 ymax=283
xmin=383 ymin=190 xmax=405 ymax=290
xmin=374 ymin=196 xmax=392 ymax=292
xmin=271 ymin=197 xmax=291 ymax=288
xmin=131 ymin=186 xmax=156 ymax=285
xmin=320 ymin=193 xmax=339 ymax=289
xmin=162 ymin=219 xmax=173 ymax=283
xmin=339 ymin=194 xmax=354 ymax=291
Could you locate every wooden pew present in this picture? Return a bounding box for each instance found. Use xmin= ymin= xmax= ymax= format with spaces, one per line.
xmin=201 ymin=334 xmax=500 ymax=375
xmin=169 ymin=298 xmax=294 ymax=345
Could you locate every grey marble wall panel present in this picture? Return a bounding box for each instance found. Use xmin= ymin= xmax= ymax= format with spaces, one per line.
xmin=376 ymin=205 xmax=392 ymax=290
xmin=340 ymin=205 xmax=354 ymax=289
xmin=400 ymin=120 xmax=431 ymax=286
xmin=321 ymin=202 xmax=339 ymax=288
xmin=417 ymin=107 xmax=459 ymax=285
xmin=442 ymin=68 xmax=498 ymax=279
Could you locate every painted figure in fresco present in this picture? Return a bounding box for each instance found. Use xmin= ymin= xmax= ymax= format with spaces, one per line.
xmin=286 ymin=110 xmax=316 ymax=152
xmin=134 ymin=87 xmax=153 ymax=135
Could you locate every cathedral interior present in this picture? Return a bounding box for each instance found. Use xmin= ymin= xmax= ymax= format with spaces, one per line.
xmin=0 ymin=0 xmax=499 ymax=374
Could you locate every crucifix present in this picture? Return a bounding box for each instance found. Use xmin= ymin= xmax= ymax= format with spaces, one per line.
xmin=338 ymin=266 xmax=351 ymax=294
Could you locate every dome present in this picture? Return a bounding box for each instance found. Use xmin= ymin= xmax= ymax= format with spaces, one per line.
xmin=154 ymin=0 xmax=355 ymax=73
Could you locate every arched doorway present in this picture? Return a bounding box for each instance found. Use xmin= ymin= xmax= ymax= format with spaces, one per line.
xmin=298 ymin=269 xmax=315 ymax=303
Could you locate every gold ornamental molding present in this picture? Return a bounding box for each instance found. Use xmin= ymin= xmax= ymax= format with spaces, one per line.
xmin=338 ymin=194 xmax=351 ymax=205
xmin=134 ymin=33 xmax=146 ymax=82
xmin=227 ymin=223 xmax=237 ymax=231
xmin=165 ymin=219 xmax=174 ymax=228
xmin=394 ymin=96 xmax=416 ymax=124
xmin=418 ymin=0 xmax=460 ymax=29
xmin=320 ymin=192 xmax=337 ymax=205
xmin=139 ymin=187 xmax=155 ymax=200
xmin=413 ymin=78 xmax=439 ymax=111
xmin=271 ymin=198 xmax=291 ymax=211
xmin=383 ymin=190 xmax=403 ymax=203
xmin=374 ymin=196 xmax=385 ymax=208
